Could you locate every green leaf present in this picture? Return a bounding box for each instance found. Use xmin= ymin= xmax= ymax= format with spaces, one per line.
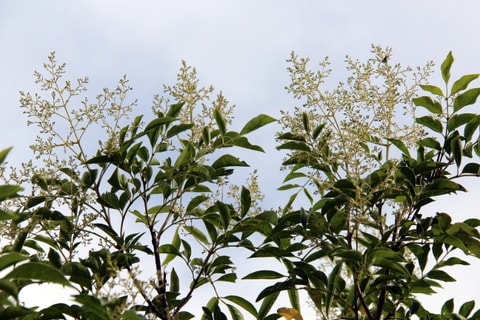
xmin=5 ymin=262 xmax=71 ymax=286
xmin=422 ymin=178 xmax=466 ymax=198
xmin=256 ymin=210 xmax=278 ymax=225
xmin=288 ymin=287 xmax=300 ymax=312
xmin=158 ymin=244 xmax=180 ymax=255
xmin=451 ymin=74 xmax=479 ymax=95
xmin=0 ymin=252 xmax=29 ymax=271
xmin=93 ymin=223 xmax=120 ymax=243
xmin=243 ymin=270 xmax=285 ymax=279
xmin=413 ymin=96 xmax=443 ymax=114
xmin=0 ymin=147 xmax=13 ymax=165
xmin=217 ymin=273 xmax=237 ymax=282
xmin=464 ymin=218 xmax=480 ymax=228
xmin=162 ymin=229 xmax=181 ymax=265
xmin=217 ymin=201 xmax=232 ymax=230
xmin=174 ymin=142 xmax=195 ymax=169
xmin=224 ymin=295 xmax=258 ymax=317
xmin=146 ymin=205 xmax=169 ymax=216
xmin=188 ymin=185 xmax=212 ymax=193
xmin=436 ymin=212 xmax=452 ymax=230
xmin=282 ymin=171 xmax=306 ymax=183
xmin=0 ymin=306 xmax=35 ymax=319
xmin=202 ymin=297 xmax=218 ymax=320
xmin=48 ymin=248 xmax=63 ymax=269
xmin=98 ymin=192 xmax=120 ymax=209
xmin=121 ymin=309 xmax=145 ymax=320
xmin=277 ymin=184 xmax=301 ymax=191
xmin=468 ymin=309 xmax=480 ymax=320
xmin=447 ymin=113 xmax=475 ymax=131
xmin=420 ymin=84 xmax=444 ymax=97
xmin=60 ymin=167 xmax=78 ymax=179
xmin=47 ymin=304 xmax=82 ymax=320
xmin=85 ymin=154 xmax=116 ymax=165
xmin=440 ymin=235 xmax=469 ymax=253
xmin=426 ymin=269 xmax=456 ymax=282
xmin=372 ymin=257 xmax=410 ymax=277
xmin=59 ymin=181 xmax=78 ymax=196
xmin=212 ymin=154 xmax=248 ymax=169
xmin=124 ymin=115 xmax=143 ymax=139
xmin=24 ymin=196 xmax=46 ymax=209
xmin=312 ymin=123 xmax=326 ymax=139
xmin=240 ymin=186 xmax=251 ymax=218
xmin=170 ymin=267 xmax=180 ymax=293
xmin=137 ymin=146 xmax=150 ymax=163
xmin=183 ymin=226 xmax=209 ymax=245
xmin=407 ymin=244 xmax=429 ymax=271
xmin=144 ymin=116 xmax=176 ymax=132
xmin=0 ymin=279 xmax=19 ymax=299
xmin=418 ymin=137 xmax=441 ymax=150
xmin=167 ymin=123 xmax=194 ymax=138
xmin=231 ymin=136 xmax=265 ymax=152
xmin=367 ymin=247 xmax=406 ymax=262
xmin=177 ymin=311 xmax=195 ymax=320
xmin=74 ymin=294 xmax=110 ymax=320
xmin=166 ymin=102 xmax=184 ymax=118
xmin=451 ymin=134 xmax=463 ymax=167
xmin=326 ymin=262 xmax=342 ymax=315
xmin=411 ymin=279 xmax=437 ymax=294
xmin=12 ymin=231 xmax=28 ymax=252
xmin=186 ymin=195 xmax=209 ymax=214
xmin=301 ymin=112 xmax=310 ymax=133
xmin=201 ymin=126 xmax=211 ymax=146
xmin=464 ymin=115 xmax=480 ymax=140
xmin=202 ymin=219 xmax=218 ymax=243
xmin=416 ymin=116 xmax=443 ymax=133
xmin=453 ymin=88 xmax=480 ymax=112
xmin=181 ymin=239 xmax=192 ymax=261
xmin=277 ymin=132 xmax=306 ymax=142
xmin=0 ymin=185 xmax=22 ymax=201
xmin=460 ymin=236 xmax=480 ymax=258
xmin=24 ymin=239 xmax=44 ymax=253
xmin=240 ymin=114 xmax=276 ymax=135
xmin=226 ymin=303 xmax=243 ymax=320
xmin=257 ymin=291 xmax=279 ymax=319
xmin=329 ymin=210 xmax=346 ymax=234
xmin=81 ymin=169 xmax=98 ymax=189
xmin=61 ymin=262 xmax=92 ymax=289
xmin=277 ymin=141 xmax=311 ymax=151
xmin=441 ymin=51 xmax=454 ymax=84
xmin=442 ymin=298 xmax=454 ymax=315
xmin=459 ymin=300 xmax=475 ymax=317
xmin=388 ymin=138 xmax=410 ymax=157
xmin=432 ymin=242 xmax=443 ymax=260
xmin=256 ymin=280 xmax=302 ymax=302
xmin=213 ymin=108 xmax=227 ymax=136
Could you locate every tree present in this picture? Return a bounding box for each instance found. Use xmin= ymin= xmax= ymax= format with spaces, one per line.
xmin=247 ymin=46 xmax=480 ymax=319
xmin=0 ymin=53 xmax=275 ymax=319
xmin=1 ymin=46 xmax=480 ymax=320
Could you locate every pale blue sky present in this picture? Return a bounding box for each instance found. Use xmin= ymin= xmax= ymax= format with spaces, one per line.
xmin=2 ymin=1 xmax=480 ymax=318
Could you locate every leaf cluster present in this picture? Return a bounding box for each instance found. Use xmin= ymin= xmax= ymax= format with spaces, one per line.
xmin=248 ymin=50 xmax=480 ymax=320
xmin=0 ymin=56 xmax=275 ymax=320
xmin=2 ymin=48 xmax=480 ymax=320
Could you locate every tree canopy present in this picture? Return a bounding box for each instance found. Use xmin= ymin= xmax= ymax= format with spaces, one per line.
xmin=1 ymin=46 xmax=480 ymax=320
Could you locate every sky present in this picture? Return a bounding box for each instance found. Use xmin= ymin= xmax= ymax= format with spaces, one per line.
xmin=2 ymin=1 xmax=480 ymax=319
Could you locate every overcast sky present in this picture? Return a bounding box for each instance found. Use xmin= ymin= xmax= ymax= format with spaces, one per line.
xmin=2 ymin=1 xmax=480 ymax=318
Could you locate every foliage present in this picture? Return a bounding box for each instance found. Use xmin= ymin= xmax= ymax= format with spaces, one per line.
xmin=0 ymin=53 xmax=274 ymax=320
xmin=246 ymin=47 xmax=480 ymax=319
xmin=2 ymin=47 xmax=480 ymax=320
